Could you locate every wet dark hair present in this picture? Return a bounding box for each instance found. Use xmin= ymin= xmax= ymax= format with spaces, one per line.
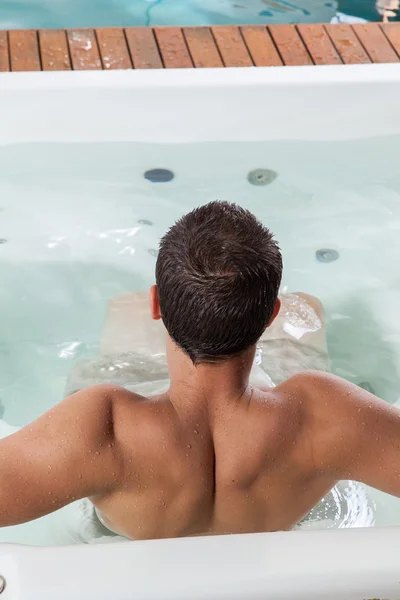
xmin=156 ymin=201 xmax=282 ymax=364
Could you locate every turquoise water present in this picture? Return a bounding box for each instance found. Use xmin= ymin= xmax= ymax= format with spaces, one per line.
xmin=0 ymin=0 xmax=396 ymax=30
xmin=2 ymin=137 xmax=400 ymax=426
xmin=2 ymin=137 xmax=400 ymax=545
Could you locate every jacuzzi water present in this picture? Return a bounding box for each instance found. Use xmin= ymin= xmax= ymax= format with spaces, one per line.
xmin=1 ymin=134 xmax=400 ymax=545
xmin=0 ymin=0 xmax=394 ymax=30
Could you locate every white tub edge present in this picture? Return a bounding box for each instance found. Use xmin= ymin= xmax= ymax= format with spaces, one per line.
xmin=1 ymin=62 xmax=400 ymax=91
xmin=1 ymin=527 xmax=400 ymax=599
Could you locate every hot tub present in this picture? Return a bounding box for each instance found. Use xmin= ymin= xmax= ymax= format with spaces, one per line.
xmin=0 ymin=65 xmax=400 ymax=599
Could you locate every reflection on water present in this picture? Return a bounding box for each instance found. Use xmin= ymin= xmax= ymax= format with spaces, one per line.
xmin=298 ymin=481 xmax=375 ymax=530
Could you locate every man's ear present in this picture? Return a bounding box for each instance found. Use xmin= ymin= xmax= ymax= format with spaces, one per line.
xmin=149 ymin=285 xmax=162 ymax=321
xmin=267 ymin=298 xmax=281 ymax=327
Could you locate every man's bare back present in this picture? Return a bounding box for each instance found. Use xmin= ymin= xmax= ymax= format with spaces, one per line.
xmin=1 ymin=353 xmax=400 ymax=540
xmin=93 ymin=375 xmax=341 ymax=539
xmin=1 ymin=201 xmax=400 ymax=540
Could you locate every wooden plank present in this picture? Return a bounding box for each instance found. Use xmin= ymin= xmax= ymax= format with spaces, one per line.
xmin=240 ymin=25 xmax=283 ymax=66
xmin=324 ymin=24 xmax=370 ymax=64
xmin=183 ymin=27 xmax=223 ymax=68
xmin=96 ymin=28 xmax=132 ymax=69
xmin=39 ymin=30 xmax=71 ymax=71
xmin=9 ymin=30 xmax=41 ymax=72
xmin=3 ymin=24 xmax=400 ymax=73
xmin=125 ymin=28 xmax=163 ymax=69
xmin=154 ymin=27 xmax=193 ymax=68
xmin=212 ymin=26 xmax=253 ymax=67
xmin=0 ymin=31 xmax=9 ymax=72
xmin=353 ymin=23 xmax=398 ymax=63
xmin=381 ymin=23 xmax=400 ymax=58
xmin=297 ymin=24 xmax=342 ymax=65
xmin=67 ymin=29 xmax=102 ymax=70
xmin=268 ymin=25 xmax=312 ymax=66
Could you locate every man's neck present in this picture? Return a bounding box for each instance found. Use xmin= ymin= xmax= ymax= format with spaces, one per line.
xmin=165 ymin=337 xmax=255 ymax=419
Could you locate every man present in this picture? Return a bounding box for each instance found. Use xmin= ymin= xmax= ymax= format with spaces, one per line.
xmin=0 ymin=201 xmax=399 ymax=540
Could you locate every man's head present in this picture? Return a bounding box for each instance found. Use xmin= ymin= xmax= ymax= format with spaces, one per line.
xmin=151 ymin=201 xmax=282 ymax=364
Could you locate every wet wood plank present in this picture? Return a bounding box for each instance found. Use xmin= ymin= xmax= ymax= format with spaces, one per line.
xmin=268 ymin=25 xmax=312 ymax=66
xmin=154 ymin=27 xmax=193 ymax=68
xmin=9 ymin=30 xmax=41 ymax=72
xmin=297 ymin=24 xmax=342 ymax=65
xmin=125 ymin=28 xmax=162 ymax=69
xmin=353 ymin=23 xmax=399 ymax=63
xmin=3 ymin=24 xmax=400 ymax=73
xmin=183 ymin=27 xmax=223 ymax=68
xmin=67 ymin=29 xmax=102 ymax=70
xmin=212 ymin=26 xmax=253 ymax=67
xmin=240 ymin=25 xmax=282 ymax=66
xmin=0 ymin=31 xmax=9 ymax=72
xmin=96 ymin=28 xmax=132 ymax=69
xmin=39 ymin=30 xmax=71 ymax=71
xmin=325 ymin=23 xmax=371 ymax=64
xmin=381 ymin=23 xmax=400 ymax=58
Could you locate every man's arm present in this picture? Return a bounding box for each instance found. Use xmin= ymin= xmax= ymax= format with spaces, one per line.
xmin=298 ymin=372 xmax=400 ymax=496
xmin=0 ymin=385 xmax=124 ymax=527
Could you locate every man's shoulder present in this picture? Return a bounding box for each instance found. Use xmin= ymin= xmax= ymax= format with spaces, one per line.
xmin=90 ymin=383 xmax=150 ymax=413
xmin=79 ymin=384 xmax=149 ymax=429
xmin=82 ymin=383 xmax=146 ymax=404
xmin=272 ymin=370 xmax=343 ymax=425
xmin=275 ymin=370 xmax=337 ymax=399
xmin=275 ymin=371 xmax=370 ymax=439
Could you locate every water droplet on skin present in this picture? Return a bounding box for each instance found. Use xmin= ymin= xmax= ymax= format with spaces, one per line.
xmin=194 ymin=429 xmax=199 ymax=435
xmin=95 ymin=451 xmax=100 ymax=456
xmin=187 ymin=444 xmax=192 ymax=449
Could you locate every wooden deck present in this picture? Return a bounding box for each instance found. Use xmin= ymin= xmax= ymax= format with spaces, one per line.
xmin=0 ymin=23 xmax=400 ymax=72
